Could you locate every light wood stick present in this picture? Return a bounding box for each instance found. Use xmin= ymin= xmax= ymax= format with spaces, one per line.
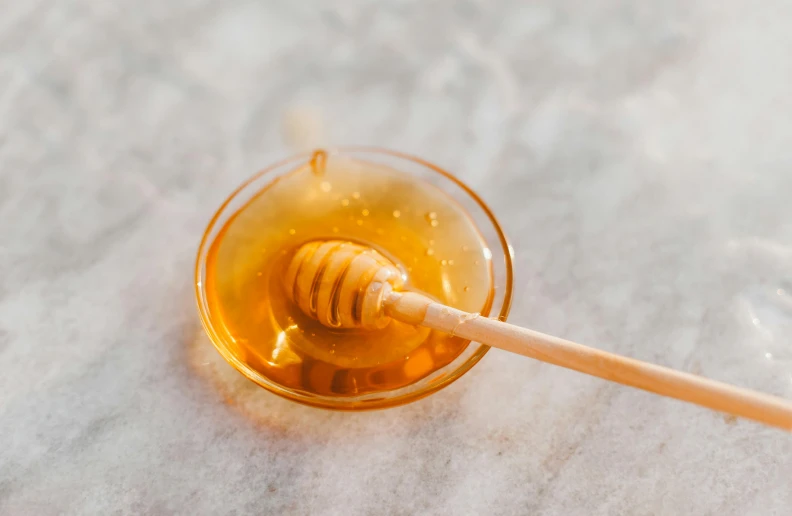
xmin=386 ymin=292 xmax=792 ymax=431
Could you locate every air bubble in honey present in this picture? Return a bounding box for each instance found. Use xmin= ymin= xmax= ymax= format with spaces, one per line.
xmin=425 ymin=211 xmax=439 ymax=227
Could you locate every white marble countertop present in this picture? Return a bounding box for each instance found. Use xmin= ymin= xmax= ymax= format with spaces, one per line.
xmin=3 ymin=1 xmax=792 ymax=514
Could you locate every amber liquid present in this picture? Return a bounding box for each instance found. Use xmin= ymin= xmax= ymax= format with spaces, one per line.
xmin=205 ymin=155 xmax=494 ymax=398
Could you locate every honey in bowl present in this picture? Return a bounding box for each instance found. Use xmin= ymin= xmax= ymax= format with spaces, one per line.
xmin=200 ymin=150 xmax=504 ymax=406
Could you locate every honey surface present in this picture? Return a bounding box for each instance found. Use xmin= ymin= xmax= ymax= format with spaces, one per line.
xmin=205 ymin=157 xmax=493 ymax=397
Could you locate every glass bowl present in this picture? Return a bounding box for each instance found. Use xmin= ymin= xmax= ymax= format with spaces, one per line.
xmin=195 ymin=147 xmax=513 ymax=410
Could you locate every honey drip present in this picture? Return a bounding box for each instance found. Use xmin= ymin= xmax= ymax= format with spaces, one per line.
xmin=309 ymin=149 xmax=327 ymax=176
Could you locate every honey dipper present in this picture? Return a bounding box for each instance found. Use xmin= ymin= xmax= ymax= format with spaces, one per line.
xmin=285 ymin=240 xmax=792 ymax=431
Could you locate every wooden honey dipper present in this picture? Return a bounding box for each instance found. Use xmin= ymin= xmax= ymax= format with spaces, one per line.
xmin=285 ymin=239 xmax=792 ymax=431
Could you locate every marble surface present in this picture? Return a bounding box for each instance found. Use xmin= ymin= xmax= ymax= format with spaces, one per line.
xmin=2 ymin=1 xmax=792 ymax=514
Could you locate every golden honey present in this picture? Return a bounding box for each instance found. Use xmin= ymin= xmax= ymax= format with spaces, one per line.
xmin=203 ymin=153 xmax=494 ymax=399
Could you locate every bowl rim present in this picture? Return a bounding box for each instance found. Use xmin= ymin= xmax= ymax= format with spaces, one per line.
xmin=194 ymin=146 xmax=514 ymax=410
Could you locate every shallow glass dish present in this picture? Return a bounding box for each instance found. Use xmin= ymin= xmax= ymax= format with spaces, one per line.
xmin=195 ymin=148 xmax=513 ymax=410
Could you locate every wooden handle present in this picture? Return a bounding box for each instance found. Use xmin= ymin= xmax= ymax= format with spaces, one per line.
xmin=385 ymin=292 xmax=792 ymax=431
